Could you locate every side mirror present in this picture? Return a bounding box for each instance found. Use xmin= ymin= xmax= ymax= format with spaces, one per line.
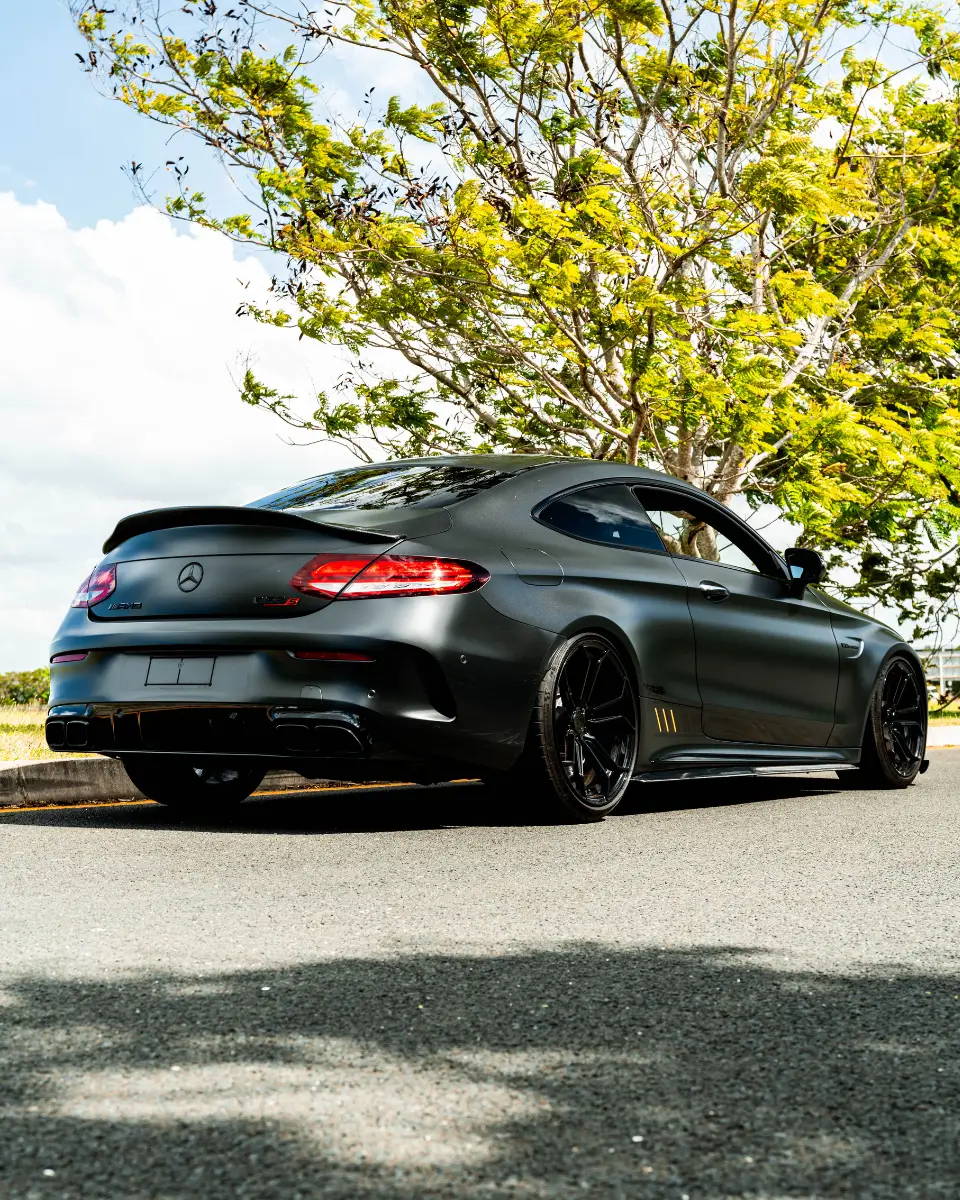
xmin=785 ymin=547 xmax=826 ymax=595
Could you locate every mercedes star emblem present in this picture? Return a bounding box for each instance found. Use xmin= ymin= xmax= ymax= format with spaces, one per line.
xmin=177 ymin=562 xmax=204 ymax=592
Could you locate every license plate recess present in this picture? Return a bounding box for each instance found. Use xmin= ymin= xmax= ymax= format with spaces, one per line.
xmin=145 ymin=657 xmax=216 ymax=686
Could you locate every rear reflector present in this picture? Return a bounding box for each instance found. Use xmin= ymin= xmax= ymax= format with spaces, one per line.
xmin=289 ymin=650 xmax=376 ymax=662
xmin=51 ymin=653 xmax=89 ymax=664
xmin=71 ymin=563 xmax=117 ymax=608
xmin=292 ymin=553 xmax=489 ymax=600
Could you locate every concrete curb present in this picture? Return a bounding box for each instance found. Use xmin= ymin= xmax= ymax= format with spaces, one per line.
xmin=0 ymin=757 xmax=332 ymax=809
xmin=926 ymin=725 xmax=960 ymax=748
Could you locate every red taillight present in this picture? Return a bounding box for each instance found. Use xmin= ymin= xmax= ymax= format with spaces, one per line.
xmin=290 ymin=650 xmax=376 ymax=662
xmin=291 ymin=553 xmax=489 ymax=600
xmin=339 ymin=555 xmax=488 ymax=599
xmin=291 ymin=554 xmax=377 ymax=598
xmin=51 ymin=652 xmax=88 ymax=664
xmin=71 ymin=563 xmax=117 ymax=608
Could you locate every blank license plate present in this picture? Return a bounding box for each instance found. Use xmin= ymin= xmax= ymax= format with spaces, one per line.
xmin=145 ymin=657 xmax=216 ymax=686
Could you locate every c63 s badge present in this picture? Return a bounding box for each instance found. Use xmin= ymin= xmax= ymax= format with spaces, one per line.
xmin=254 ymin=596 xmax=301 ymax=607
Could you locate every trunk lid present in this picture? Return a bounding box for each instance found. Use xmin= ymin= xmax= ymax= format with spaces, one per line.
xmin=92 ymin=511 xmax=401 ymax=621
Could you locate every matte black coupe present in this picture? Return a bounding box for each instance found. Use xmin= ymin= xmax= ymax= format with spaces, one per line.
xmin=47 ymin=456 xmax=928 ymax=820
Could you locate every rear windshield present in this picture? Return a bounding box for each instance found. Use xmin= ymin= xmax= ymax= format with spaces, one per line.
xmin=248 ymin=462 xmax=514 ymax=513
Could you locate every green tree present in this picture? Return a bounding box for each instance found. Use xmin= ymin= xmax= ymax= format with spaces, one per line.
xmin=73 ymin=0 xmax=960 ymax=635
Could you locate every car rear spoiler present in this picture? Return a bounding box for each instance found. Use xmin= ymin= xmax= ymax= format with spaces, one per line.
xmin=102 ymin=506 xmax=402 ymax=554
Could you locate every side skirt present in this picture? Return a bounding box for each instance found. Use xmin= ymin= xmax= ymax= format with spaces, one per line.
xmin=634 ymin=761 xmax=859 ymax=784
xmin=636 ymin=742 xmax=861 ymax=784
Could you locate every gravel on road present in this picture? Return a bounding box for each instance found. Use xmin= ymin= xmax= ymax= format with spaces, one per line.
xmin=1 ymin=754 xmax=958 ymax=1199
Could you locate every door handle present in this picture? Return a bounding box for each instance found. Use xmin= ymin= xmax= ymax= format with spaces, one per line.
xmin=698 ymin=581 xmax=729 ymax=602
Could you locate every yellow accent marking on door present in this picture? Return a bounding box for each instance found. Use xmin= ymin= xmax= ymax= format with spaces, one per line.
xmin=670 ymin=709 xmax=677 ymax=733
xmin=654 ymin=707 xmax=662 ymax=732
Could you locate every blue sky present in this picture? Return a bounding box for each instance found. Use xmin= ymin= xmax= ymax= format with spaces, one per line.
xmin=1 ymin=1 xmax=426 ymax=228
xmin=1 ymin=1 xmax=174 ymax=226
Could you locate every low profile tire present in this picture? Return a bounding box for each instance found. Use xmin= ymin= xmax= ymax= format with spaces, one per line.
xmin=121 ymin=756 xmax=266 ymax=816
xmin=838 ymin=656 xmax=927 ymax=790
xmin=497 ymin=633 xmax=639 ymax=822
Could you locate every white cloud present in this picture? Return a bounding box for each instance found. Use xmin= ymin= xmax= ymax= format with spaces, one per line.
xmin=0 ymin=194 xmax=354 ymax=670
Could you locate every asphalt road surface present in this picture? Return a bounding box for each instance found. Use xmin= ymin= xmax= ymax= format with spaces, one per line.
xmin=1 ymin=754 xmax=959 ymax=1200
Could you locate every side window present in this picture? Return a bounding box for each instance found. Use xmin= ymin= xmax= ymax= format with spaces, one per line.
xmin=633 ymin=487 xmax=767 ymax=574
xmin=537 ymin=484 xmax=666 ymax=552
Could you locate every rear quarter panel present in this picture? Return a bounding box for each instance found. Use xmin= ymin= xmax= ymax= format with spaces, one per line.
xmin=422 ymin=480 xmax=703 ymax=766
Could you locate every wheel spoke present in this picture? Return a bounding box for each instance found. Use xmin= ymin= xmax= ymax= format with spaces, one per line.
xmin=574 ymin=737 xmax=585 ymax=782
xmin=587 ymin=712 xmax=629 ymax=726
xmin=889 ymin=668 xmax=909 ymax=711
xmin=891 ymin=726 xmax=914 ymax=764
xmin=589 ymin=677 xmax=627 ymax=714
xmin=579 ymin=650 xmax=606 ymax=705
xmin=558 ymin=673 xmax=576 ymax=713
xmin=579 ymin=732 xmax=625 ymax=779
xmin=575 ymin=737 xmax=613 ymax=798
xmin=560 ymin=731 xmax=583 ymax=777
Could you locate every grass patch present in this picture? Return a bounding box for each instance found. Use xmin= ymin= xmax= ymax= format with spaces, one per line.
xmin=0 ymin=705 xmax=60 ymax=762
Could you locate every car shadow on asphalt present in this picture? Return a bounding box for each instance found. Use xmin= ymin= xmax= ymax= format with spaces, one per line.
xmin=1 ymin=775 xmax=846 ymax=835
xmin=0 ymin=944 xmax=955 ymax=1198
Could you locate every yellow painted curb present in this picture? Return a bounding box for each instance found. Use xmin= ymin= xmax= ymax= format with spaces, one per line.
xmin=0 ymin=778 xmax=479 ymax=815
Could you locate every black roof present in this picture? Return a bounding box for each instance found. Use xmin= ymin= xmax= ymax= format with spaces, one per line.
xmin=375 ymin=453 xmax=694 ymax=489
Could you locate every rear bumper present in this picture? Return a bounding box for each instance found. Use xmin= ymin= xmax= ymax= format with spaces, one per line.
xmin=47 ymin=594 xmax=557 ymax=772
xmin=45 ymin=646 xmax=448 ymax=766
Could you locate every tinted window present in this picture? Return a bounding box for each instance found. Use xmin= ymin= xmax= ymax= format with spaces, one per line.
xmin=249 ymin=463 xmax=514 ymax=513
xmin=634 ymin=487 xmax=767 ymax=574
xmin=538 ymin=485 xmax=665 ymax=551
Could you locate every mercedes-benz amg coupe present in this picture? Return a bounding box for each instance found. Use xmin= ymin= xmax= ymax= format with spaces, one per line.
xmin=47 ymin=456 xmax=928 ymax=821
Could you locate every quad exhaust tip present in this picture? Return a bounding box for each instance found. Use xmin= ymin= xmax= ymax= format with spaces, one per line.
xmin=270 ymin=710 xmax=366 ymax=757
xmin=46 ymin=719 xmax=94 ymax=751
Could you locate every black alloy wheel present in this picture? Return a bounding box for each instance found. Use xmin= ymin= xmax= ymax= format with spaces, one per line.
xmin=840 ymin=656 xmax=926 ymax=790
xmin=534 ymin=633 xmax=639 ymax=820
xmin=120 ymin=755 xmax=267 ymax=817
xmin=878 ymin=658 xmax=926 ymax=776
